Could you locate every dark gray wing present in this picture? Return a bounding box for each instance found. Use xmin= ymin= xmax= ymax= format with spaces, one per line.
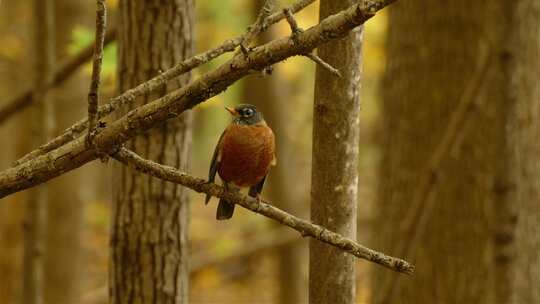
xmin=205 ymin=131 xmax=225 ymax=205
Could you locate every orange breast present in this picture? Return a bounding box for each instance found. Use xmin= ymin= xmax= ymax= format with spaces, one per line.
xmin=218 ymin=123 xmax=275 ymax=187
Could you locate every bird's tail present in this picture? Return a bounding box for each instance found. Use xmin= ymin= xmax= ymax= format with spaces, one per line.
xmin=216 ymin=199 xmax=235 ymax=220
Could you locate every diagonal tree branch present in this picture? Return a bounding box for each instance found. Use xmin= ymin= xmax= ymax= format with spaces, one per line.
xmin=0 ymin=29 xmax=116 ymax=126
xmin=0 ymin=1 xmax=395 ymax=199
xmin=86 ymin=0 xmax=107 ymax=140
xmin=112 ymin=147 xmax=414 ymax=274
xmin=13 ymin=0 xmax=317 ymax=166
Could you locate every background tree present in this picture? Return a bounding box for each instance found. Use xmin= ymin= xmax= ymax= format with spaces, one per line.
xmin=110 ymin=0 xmax=194 ymax=303
xmin=375 ymin=1 xmax=514 ymax=303
xmin=310 ymin=1 xmax=362 ymax=303
xmin=512 ymin=0 xmax=540 ymax=302
xmin=0 ymin=1 xmax=33 ymax=302
xmin=22 ymin=0 xmax=55 ymax=303
xmin=43 ymin=1 xmax=95 ymax=303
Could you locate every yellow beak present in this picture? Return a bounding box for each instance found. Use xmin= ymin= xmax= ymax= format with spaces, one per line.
xmin=225 ymin=106 xmax=239 ymax=116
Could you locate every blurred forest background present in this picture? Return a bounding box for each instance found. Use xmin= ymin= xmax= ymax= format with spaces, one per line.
xmin=1 ymin=0 xmax=539 ymax=304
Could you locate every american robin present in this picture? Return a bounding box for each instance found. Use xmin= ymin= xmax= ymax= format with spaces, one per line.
xmin=205 ymin=104 xmax=276 ymax=220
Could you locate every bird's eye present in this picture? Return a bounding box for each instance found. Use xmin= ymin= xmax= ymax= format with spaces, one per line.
xmin=242 ymin=108 xmax=254 ymax=117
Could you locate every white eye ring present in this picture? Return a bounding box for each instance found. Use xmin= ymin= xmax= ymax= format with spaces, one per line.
xmin=243 ymin=108 xmax=254 ymax=117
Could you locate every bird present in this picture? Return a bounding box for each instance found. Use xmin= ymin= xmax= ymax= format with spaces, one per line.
xmin=205 ymin=104 xmax=276 ymax=220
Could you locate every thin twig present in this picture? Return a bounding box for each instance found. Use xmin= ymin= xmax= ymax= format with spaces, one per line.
xmin=239 ymin=0 xmax=275 ymax=55
xmin=377 ymin=47 xmax=494 ymax=304
xmin=306 ymin=53 xmax=342 ymax=77
xmin=86 ymin=0 xmax=107 ymax=144
xmin=0 ymin=29 xmax=116 ymax=126
xmin=112 ymin=147 xmax=414 ymax=274
xmin=0 ymin=1 xmax=394 ymax=201
xmin=284 ymin=8 xmax=341 ymax=77
xmin=12 ymin=0 xmax=318 ymax=166
xmin=283 ymin=8 xmax=302 ymax=35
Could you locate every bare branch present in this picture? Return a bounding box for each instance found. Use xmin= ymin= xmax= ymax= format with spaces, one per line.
xmin=86 ymin=0 xmax=107 ymax=142
xmin=0 ymin=29 xmax=116 ymax=125
xmin=283 ymin=8 xmax=302 ymax=35
xmin=284 ymin=8 xmax=341 ymax=77
xmin=0 ymin=1 xmax=392 ymax=200
xmin=12 ymin=0 xmax=318 ymax=165
xmin=112 ymin=147 xmax=414 ymax=274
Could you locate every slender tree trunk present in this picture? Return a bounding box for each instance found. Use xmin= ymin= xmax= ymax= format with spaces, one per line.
xmin=243 ymin=1 xmax=307 ymax=302
xmin=0 ymin=1 xmax=31 ymax=302
xmin=512 ymin=1 xmax=540 ymax=303
xmin=309 ymin=1 xmax=362 ymax=303
xmin=42 ymin=1 xmax=92 ymax=303
xmin=375 ymin=1 xmax=513 ymax=303
xmin=110 ymin=1 xmax=194 ymax=303
xmin=22 ymin=1 xmax=55 ymax=304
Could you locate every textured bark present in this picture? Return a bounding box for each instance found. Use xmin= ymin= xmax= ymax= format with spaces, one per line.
xmin=110 ymin=1 xmax=194 ymax=303
xmin=512 ymin=1 xmax=540 ymax=302
xmin=22 ymin=1 xmax=55 ymax=304
xmin=375 ymin=1 xmax=513 ymax=303
xmin=43 ymin=1 xmax=92 ymax=303
xmin=243 ymin=1 xmax=307 ymax=302
xmin=309 ymin=1 xmax=362 ymax=303
xmin=0 ymin=1 xmax=394 ymax=200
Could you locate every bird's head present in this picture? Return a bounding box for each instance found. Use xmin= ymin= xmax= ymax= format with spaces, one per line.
xmin=226 ymin=104 xmax=264 ymax=125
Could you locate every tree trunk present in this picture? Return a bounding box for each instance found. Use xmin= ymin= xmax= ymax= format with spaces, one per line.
xmin=309 ymin=1 xmax=362 ymax=303
xmin=0 ymin=1 xmax=32 ymax=302
xmin=512 ymin=1 xmax=540 ymax=303
xmin=375 ymin=1 xmax=513 ymax=303
xmin=22 ymin=1 xmax=55 ymax=304
xmin=110 ymin=1 xmax=194 ymax=303
xmin=42 ymin=1 xmax=92 ymax=303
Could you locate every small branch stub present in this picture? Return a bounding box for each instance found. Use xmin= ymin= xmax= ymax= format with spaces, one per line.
xmin=283 ymin=8 xmax=303 ymax=36
xmin=307 ymin=53 xmax=342 ymax=77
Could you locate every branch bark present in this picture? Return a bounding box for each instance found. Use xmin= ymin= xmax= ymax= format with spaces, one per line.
xmin=0 ymin=2 xmax=394 ymax=199
xmin=86 ymin=0 xmax=106 ymax=137
xmin=112 ymin=147 xmax=413 ymax=274
xmin=0 ymin=29 xmax=116 ymax=126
